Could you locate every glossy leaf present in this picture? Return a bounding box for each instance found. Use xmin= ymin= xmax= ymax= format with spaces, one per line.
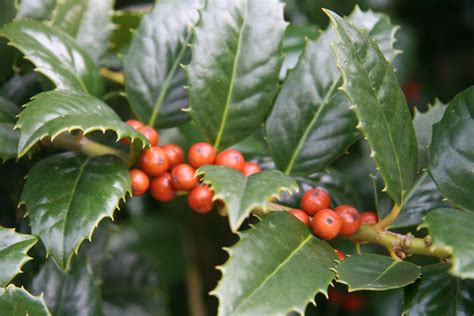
xmin=0 ymin=285 xmax=50 ymax=315
xmin=0 ymin=20 xmax=102 ymax=96
xmin=212 ymin=212 xmax=337 ymax=315
xmin=197 ymin=165 xmax=298 ymax=232
xmin=187 ymin=0 xmax=287 ymax=150
xmin=20 ymin=152 xmax=131 ymax=270
xmin=124 ymin=0 xmax=201 ymax=128
xmin=15 ymin=90 xmax=148 ymax=157
xmin=16 ymin=0 xmax=56 ymax=20
xmin=336 ymin=254 xmax=420 ymax=291
xmin=404 ymin=264 xmax=474 ymax=315
xmin=327 ymin=10 xmax=417 ymax=205
xmin=392 ymin=172 xmax=447 ymax=228
xmin=0 ymin=97 xmax=19 ymax=161
xmin=51 ymin=0 xmax=114 ymax=63
xmin=267 ymin=7 xmax=400 ymax=176
xmin=31 ymin=258 xmax=103 ymax=316
xmin=420 ymin=208 xmax=474 ymax=279
xmin=0 ymin=227 xmax=38 ymax=287
xmin=413 ymin=99 xmax=445 ymax=169
xmin=429 ymin=86 xmax=474 ymax=211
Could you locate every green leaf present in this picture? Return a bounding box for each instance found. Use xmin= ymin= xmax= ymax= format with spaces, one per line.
xmin=15 ymin=90 xmax=148 ymax=157
xmin=413 ymin=99 xmax=445 ymax=169
xmin=124 ymin=0 xmax=201 ymax=129
xmin=0 ymin=97 xmax=19 ymax=161
xmin=392 ymin=172 xmax=447 ymax=228
xmin=326 ymin=10 xmax=417 ymax=205
xmin=0 ymin=0 xmax=16 ymax=26
xmin=31 ymin=258 xmax=103 ymax=315
xmin=0 ymin=227 xmax=38 ymax=287
xmin=51 ymin=0 xmax=114 ymax=63
xmin=420 ymin=208 xmax=474 ymax=279
xmin=336 ymin=254 xmax=420 ymax=291
xmin=212 ymin=212 xmax=337 ymax=315
xmin=0 ymin=285 xmax=50 ymax=315
xmin=20 ymin=152 xmax=131 ymax=270
xmin=16 ymin=0 xmax=56 ymax=20
xmin=266 ymin=7 xmax=400 ymax=176
xmin=187 ymin=0 xmax=287 ymax=150
xmin=197 ymin=165 xmax=298 ymax=232
xmin=429 ymin=86 xmax=474 ymax=212
xmin=404 ymin=264 xmax=474 ymax=315
xmin=0 ymin=20 xmax=102 ymax=96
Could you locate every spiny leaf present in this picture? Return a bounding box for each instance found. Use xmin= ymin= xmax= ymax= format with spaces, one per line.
xmin=197 ymin=165 xmax=298 ymax=232
xmin=15 ymin=90 xmax=149 ymax=157
xmin=0 ymin=227 xmax=38 ymax=287
xmin=20 ymin=152 xmax=131 ymax=270
xmin=212 ymin=212 xmax=337 ymax=315
xmin=187 ymin=0 xmax=287 ymax=150
xmin=0 ymin=96 xmax=19 ymax=161
xmin=0 ymin=285 xmax=50 ymax=315
xmin=326 ymin=10 xmax=417 ymax=205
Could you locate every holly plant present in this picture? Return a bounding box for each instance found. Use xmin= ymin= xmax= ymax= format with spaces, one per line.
xmin=0 ymin=0 xmax=473 ymax=315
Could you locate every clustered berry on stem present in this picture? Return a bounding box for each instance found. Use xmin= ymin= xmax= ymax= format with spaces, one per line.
xmin=124 ymin=120 xmax=262 ymax=214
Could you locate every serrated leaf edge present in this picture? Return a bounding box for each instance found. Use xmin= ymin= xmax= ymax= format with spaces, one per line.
xmin=0 ymin=285 xmax=51 ymax=315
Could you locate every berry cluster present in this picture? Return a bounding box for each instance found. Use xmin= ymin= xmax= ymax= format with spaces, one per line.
xmin=124 ymin=120 xmax=262 ymax=213
xmin=288 ymin=188 xmax=378 ymax=240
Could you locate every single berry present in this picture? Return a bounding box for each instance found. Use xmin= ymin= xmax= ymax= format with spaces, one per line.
xmin=188 ymin=142 xmax=216 ymax=168
xmin=121 ymin=120 xmax=144 ymax=144
xmin=301 ymin=188 xmax=331 ymax=216
xmin=328 ymin=287 xmax=345 ymax=305
xmin=171 ymin=163 xmax=198 ymax=190
xmin=150 ymin=172 xmax=176 ymax=202
xmin=138 ymin=146 xmax=169 ymax=177
xmin=289 ymin=209 xmax=310 ymax=226
xmin=137 ymin=125 xmax=159 ymax=146
xmin=161 ymin=144 xmax=184 ymax=170
xmin=242 ymin=162 xmax=261 ymax=176
xmin=334 ymin=205 xmax=361 ymax=236
xmin=215 ymin=149 xmax=245 ymax=171
xmin=360 ymin=211 xmax=378 ymax=225
xmin=311 ymin=209 xmax=342 ymax=240
xmin=342 ymin=293 xmax=364 ymax=312
xmin=188 ymin=185 xmax=214 ymax=214
xmin=335 ymin=249 xmax=346 ymax=261
xmin=130 ymin=169 xmax=149 ymax=196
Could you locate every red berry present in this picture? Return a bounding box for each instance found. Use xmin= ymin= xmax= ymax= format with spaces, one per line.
xmin=342 ymin=293 xmax=364 ymax=312
xmin=188 ymin=142 xmax=216 ymax=168
xmin=130 ymin=168 xmax=149 ymax=196
xmin=360 ymin=211 xmax=378 ymax=225
xmin=188 ymin=185 xmax=214 ymax=214
xmin=300 ymin=188 xmax=331 ymax=216
xmin=150 ymin=172 xmax=176 ymax=202
xmin=171 ymin=163 xmax=198 ymax=190
xmin=242 ymin=162 xmax=261 ymax=176
xmin=334 ymin=205 xmax=361 ymax=236
xmin=335 ymin=249 xmax=345 ymax=261
xmin=138 ymin=146 xmax=169 ymax=177
xmin=215 ymin=149 xmax=245 ymax=171
xmin=311 ymin=209 xmax=342 ymax=240
xmin=328 ymin=287 xmax=345 ymax=305
xmin=289 ymin=209 xmax=310 ymax=226
xmin=121 ymin=120 xmax=144 ymax=144
xmin=137 ymin=125 xmax=159 ymax=146
xmin=161 ymin=144 xmax=184 ymax=170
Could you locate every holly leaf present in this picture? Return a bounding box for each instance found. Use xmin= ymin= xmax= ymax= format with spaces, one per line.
xmin=0 ymin=227 xmax=38 ymax=287
xmin=266 ymin=6 xmax=400 ymax=176
xmin=0 ymin=285 xmax=50 ymax=315
xmin=419 ymin=208 xmax=474 ymax=279
xmin=16 ymin=0 xmax=56 ymax=20
xmin=197 ymin=165 xmax=298 ymax=232
xmin=404 ymin=264 xmax=474 ymax=315
xmin=31 ymin=258 xmax=103 ymax=315
xmin=0 ymin=20 xmax=102 ymax=97
xmin=20 ymin=152 xmax=131 ymax=270
xmin=336 ymin=254 xmax=421 ymax=291
xmin=326 ymin=10 xmax=417 ymax=205
xmin=51 ymin=0 xmax=114 ymax=63
xmin=187 ymin=0 xmax=287 ymax=150
xmin=429 ymin=86 xmax=474 ymax=212
xmin=15 ymin=90 xmax=149 ymax=157
xmin=413 ymin=99 xmax=445 ymax=169
xmin=124 ymin=0 xmax=202 ymax=129
xmin=0 ymin=97 xmax=19 ymax=161
xmin=212 ymin=212 xmax=337 ymax=315
xmin=392 ymin=172 xmax=447 ymax=228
